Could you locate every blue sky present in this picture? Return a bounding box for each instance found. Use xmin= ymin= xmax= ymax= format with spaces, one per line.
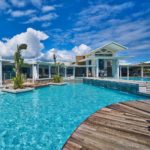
xmin=0 ymin=0 xmax=150 ymax=63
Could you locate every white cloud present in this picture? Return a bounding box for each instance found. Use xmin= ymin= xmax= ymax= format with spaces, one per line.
xmin=10 ymin=0 xmax=26 ymax=7
xmin=76 ymin=2 xmax=134 ymax=27
xmin=31 ymin=0 xmax=42 ymax=8
xmin=9 ymin=0 xmax=46 ymax=8
xmin=25 ymin=13 xmax=58 ymax=23
xmin=72 ymin=44 xmax=91 ymax=56
xmin=41 ymin=22 xmax=51 ymax=28
xmin=39 ymin=44 xmax=91 ymax=62
xmin=0 ymin=1 xmax=58 ymax=28
xmin=0 ymin=0 xmax=9 ymax=10
xmin=42 ymin=6 xmax=55 ymax=12
xmin=40 ymin=48 xmax=75 ymax=62
xmin=10 ymin=9 xmax=36 ymax=17
xmin=0 ymin=28 xmax=91 ymax=62
xmin=0 ymin=28 xmax=49 ymax=58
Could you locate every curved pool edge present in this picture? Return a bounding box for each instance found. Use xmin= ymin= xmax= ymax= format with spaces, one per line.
xmin=62 ymin=99 xmax=150 ymax=150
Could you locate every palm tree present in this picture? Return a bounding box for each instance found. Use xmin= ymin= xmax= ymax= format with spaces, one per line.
xmin=53 ymin=53 xmax=57 ymax=64
xmin=13 ymin=44 xmax=27 ymax=89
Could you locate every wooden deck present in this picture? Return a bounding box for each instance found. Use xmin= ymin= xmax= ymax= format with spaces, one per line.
xmin=63 ymin=100 xmax=150 ymax=150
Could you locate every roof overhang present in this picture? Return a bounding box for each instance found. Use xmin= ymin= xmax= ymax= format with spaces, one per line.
xmin=67 ymin=65 xmax=95 ymax=67
xmin=79 ymin=56 xmax=131 ymax=62
xmin=86 ymin=42 xmax=128 ymax=56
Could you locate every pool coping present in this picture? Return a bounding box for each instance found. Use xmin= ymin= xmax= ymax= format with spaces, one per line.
xmin=1 ymin=87 xmax=35 ymax=94
xmin=49 ymin=82 xmax=68 ymax=86
xmin=0 ymin=82 xmax=68 ymax=93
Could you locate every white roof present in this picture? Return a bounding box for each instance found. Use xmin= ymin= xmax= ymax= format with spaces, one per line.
xmin=87 ymin=42 xmax=127 ymax=56
xmin=79 ymin=56 xmax=130 ymax=62
xmin=0 ymin=58 xmax=52 ymax=65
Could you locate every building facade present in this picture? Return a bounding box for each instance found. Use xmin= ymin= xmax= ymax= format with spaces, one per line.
xmin=0 ymin=42 xmax=139 ymax=86
xmin=77 ymin=42 xmax=127 ymax=78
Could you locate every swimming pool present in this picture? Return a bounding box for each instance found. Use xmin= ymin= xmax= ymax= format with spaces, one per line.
xmin=122 ymin=77 xmax=150 ymax=81
xmin=0 ymin=83 xmax=149 ymax=150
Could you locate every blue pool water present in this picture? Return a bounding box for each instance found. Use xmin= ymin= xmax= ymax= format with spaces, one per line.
xmin=122 ymin=77 xmax=150 ymax=81
xmin=0 ymin=83 xmax=149 ymax=150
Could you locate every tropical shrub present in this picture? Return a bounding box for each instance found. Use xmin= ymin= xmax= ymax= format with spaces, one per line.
xmin=53 ymin=75 xmax=63 ymax=83
xmin=13 ymin=44 xmax=27 ymax=89
xmin=13 ymin=74 xmax=24 ymax=89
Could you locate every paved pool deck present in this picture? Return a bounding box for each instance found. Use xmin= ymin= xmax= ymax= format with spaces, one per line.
xmin=63 ymin=100 xmax=150 ymax=150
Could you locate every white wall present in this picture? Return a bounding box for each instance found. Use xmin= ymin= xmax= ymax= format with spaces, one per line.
xmin=112 ymin=59 xmax=119 ymax=78
xmin=32 ymin=64 xmax=39 ymax=82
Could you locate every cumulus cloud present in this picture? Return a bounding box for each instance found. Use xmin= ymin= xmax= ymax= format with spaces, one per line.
xmin=41 ymin=49 xmax=75 ymax=62
xmin=0 ymin=28 xmax=49 ymax=58
xmin=0 ymin=28 xmax=91 ymax=62
xmin=72 ymin=44 xmax=91 ymax=56
xmin=39 ymin=44 xmax=91 ymax=62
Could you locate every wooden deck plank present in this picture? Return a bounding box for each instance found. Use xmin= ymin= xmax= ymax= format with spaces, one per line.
xmin=63 ymin=100 xmax=150 ymax=150
xmin=122 ymin=101 xmax=150 ymax=113
xmin=108 ymin=103 xmax=150 ymax=118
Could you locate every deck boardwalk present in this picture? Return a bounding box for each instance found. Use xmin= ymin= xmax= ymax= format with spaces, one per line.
xmin=63 ymin=100 xmax=150 ymax=150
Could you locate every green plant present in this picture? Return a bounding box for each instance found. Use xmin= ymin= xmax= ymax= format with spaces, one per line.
xmin=53 ymin=75 xmax=63 ymax=83
xmin=13 ymin=44 xmax=27 ymax=89
xmin=13 ymin=74 xmax=24 ymax=89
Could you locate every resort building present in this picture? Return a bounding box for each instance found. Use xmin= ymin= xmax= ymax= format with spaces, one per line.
xmin=120 ymin=61 xmax=150 ymax=78
xmin=0 ymin=42 xmax=150 ymax=86
xmin=76 ymin=42 xmax=127 ymax=78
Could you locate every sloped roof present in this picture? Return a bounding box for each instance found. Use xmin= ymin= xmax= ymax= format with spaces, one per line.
xmin=87 ymin=42 xmax=127 ymax=56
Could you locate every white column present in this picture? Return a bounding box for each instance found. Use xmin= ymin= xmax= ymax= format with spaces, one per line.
xmin=115 ymin=59 xmax=119 ymax=79
xmin=0 ymin=57 xmax=2 ymax=86
xmin=65 ymin=67 xmax=67 ymax=78
xmin=32 ymin=64 xmax=35 ymax=83
xmin=96 ymin=59 xmax=99 ymax=77
xmin=86 ymin=61 xmax=88 ymax=77
xmin=141 ymin=66 xmax=144 ymax=78
xmin=37 ymin=64 xmax=39 ymax=79
xmin=127 ymin=66 xmax=129 ymax=79
xmin=49 ymin=65 xmax=51 ymax=78
xmin=73 ymin=66 xmax=75 ymax=78
xmin=91 ymin=60 xmax=95 ymax=77
xmin=120 ymin=66 xmax=122 ymax=78
xmin=112 ymin=59 xmax=119 ymax=78
xmin=32 ymin=64 xmax=39 ymax=83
